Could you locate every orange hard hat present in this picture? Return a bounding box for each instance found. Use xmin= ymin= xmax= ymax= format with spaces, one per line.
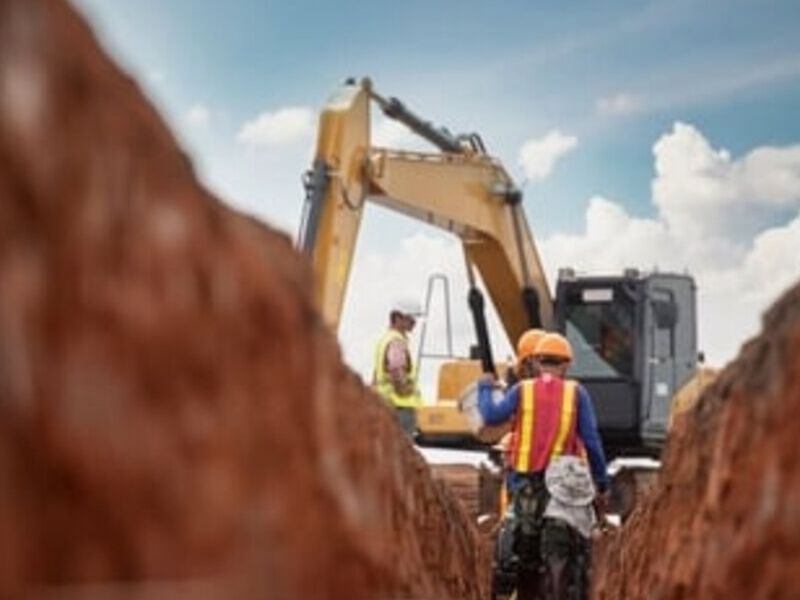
xmin=516 ymin=328 xmax=547 ymax=360
xmin=534 ymin=333 xmax=573 ymax=362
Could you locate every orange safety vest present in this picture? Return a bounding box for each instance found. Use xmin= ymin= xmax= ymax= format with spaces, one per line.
xmin=508 ymin=376 xmax=585 ymax=473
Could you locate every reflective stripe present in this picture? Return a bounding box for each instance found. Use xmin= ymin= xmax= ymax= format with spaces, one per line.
xmin=373 ymin=329 xmax=422 ymax=408
xmin=552 ymin=381 xmax=576 ymax=456
xmin=515 ymin=382 xmax=535 ymax=472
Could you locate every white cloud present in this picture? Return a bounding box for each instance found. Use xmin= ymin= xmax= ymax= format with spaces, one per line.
xmin=184 ymin=103 xmax=211 ymax=128
xmin=518 ymin=130 xmax=578 ymax=182
xmin=596 ymin=93 xmax=643 ymax=117
xmin=192 ymin=132 xmax=311 ymax=236
xmin=237 ymin=106 xmax=314 ymax=148
xmin=540 ymin=196 xmax=683 ymax=274
xmin=372 ymin=115 xmax=435 ymax=152
xmin=653 ymin=122 xmax=800 ymax=241
xmin=738 ymin=214 xmax=800 ymax=305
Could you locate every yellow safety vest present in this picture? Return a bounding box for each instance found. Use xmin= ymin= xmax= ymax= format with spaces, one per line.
xmin=373 ymin=329 xmax=422 ymax=408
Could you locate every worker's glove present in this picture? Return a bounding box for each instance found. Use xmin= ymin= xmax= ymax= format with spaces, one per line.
xmin=458 ymin=382 xmax=484 ymax=432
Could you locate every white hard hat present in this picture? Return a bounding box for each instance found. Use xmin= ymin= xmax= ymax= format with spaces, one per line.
xmin=391 ymin=298 xmax=423 ymax=317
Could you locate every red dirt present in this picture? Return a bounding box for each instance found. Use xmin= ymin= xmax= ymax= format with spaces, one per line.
xmin=0 ymin=0 xmax=488 ymax=597
xmin=431 ymin=464 xmax=484 ymax=519
xmin=431 ymin=463 xmax=504 ymax=524
xmin=593 ymin=280 xmax=800 ymax=600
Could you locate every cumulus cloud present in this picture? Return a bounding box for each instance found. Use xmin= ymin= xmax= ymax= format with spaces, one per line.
xmin=184 ymin=103 xmax=211 ymax=128
xmin=653 ymin=122 xmax=800 ymax=241
xmin=738 ymin=214 xmax=800 ymax=305
xmin=237 ymin=106 xmax=314 ymax=147
xmin=596 ymin=93 xmax=643 ymax=117
xmin=540 ymin=196 xmax=683 ymax=274
xmin=518 ymin=130 xmax=578 ymax=182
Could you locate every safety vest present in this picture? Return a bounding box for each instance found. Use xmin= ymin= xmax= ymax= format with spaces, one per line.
xmin=509 ymin=377 xmax=585 ymax=473
xmin=373 ymin=329 xmax=422 ymax=408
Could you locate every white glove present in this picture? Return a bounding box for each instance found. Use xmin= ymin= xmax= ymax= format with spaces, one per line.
xmin=458 ymin=382 xmax=485 ymax=433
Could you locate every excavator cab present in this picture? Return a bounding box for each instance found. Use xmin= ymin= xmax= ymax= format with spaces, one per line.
xmin=554 ymin=269 xmax=698 ymax=459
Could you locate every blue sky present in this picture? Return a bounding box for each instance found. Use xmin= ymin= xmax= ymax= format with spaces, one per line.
xmin=72 ymin=0 xmax=800 ymax=385
xmin=73 ymin=0 xmax=800 ymax=232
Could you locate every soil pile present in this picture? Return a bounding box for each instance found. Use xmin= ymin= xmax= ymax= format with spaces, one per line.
xmin=0 ymin=0 xmax=488 ymax=597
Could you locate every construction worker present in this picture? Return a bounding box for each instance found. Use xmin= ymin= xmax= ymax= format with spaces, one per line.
xmin=478 ymin=331 xmax=609 ymax=513
xmin=496 ymin=327 xmax=547 ymax=514
xmin=482 ymin=332 xmax=608 ymax=597
xmin=372 ymin=298 xmax=424 ymax=436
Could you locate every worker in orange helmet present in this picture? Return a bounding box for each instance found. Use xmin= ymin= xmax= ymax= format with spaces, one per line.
xmin=496 ymin=327 xmax=547 ymax=513
xmin=482 ymin=332 xmax=609 ymax=596
xmin=515 ymin=328 xmax=546 ymax=380
xmin=478 ymin=331 xmax=609 ymax=509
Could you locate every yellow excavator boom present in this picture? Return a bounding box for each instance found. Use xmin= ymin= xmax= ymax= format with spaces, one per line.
xmin=299 ymin=78 xmax=553 ymax=350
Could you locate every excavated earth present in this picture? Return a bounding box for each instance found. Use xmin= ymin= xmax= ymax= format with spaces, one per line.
xmin=0 ymin=0 xmax=488 ymax=598
xmin=593 ymin=280 xmax=800 ymax=600
xmin=430 ymin=464 xmax=496 ymax=521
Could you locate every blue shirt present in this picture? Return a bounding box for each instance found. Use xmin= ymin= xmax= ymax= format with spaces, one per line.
xmin=478 ymin=378 xmax=609 ymax=491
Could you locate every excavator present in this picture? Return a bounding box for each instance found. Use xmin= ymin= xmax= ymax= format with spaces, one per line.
xmin=297 ymin=78 xmax=710 ymax=479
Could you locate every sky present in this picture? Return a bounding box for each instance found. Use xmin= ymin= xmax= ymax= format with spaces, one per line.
xmin=72 ymin=0 xmax=800 ymax=399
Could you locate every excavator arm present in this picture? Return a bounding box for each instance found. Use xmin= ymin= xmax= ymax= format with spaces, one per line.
xmin=299 ymin=78 xmax=553 ymax=354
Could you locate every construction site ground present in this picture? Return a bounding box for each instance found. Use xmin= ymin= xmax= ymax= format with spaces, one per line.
xmin=1 ymin=0 xmax=799 ymax=598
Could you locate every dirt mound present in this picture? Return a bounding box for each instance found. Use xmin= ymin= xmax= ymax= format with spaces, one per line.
xmin=593 ymin=280 xmax=800 ymax=600
xmin=0 ymin=0 xmax=487 ymax=597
